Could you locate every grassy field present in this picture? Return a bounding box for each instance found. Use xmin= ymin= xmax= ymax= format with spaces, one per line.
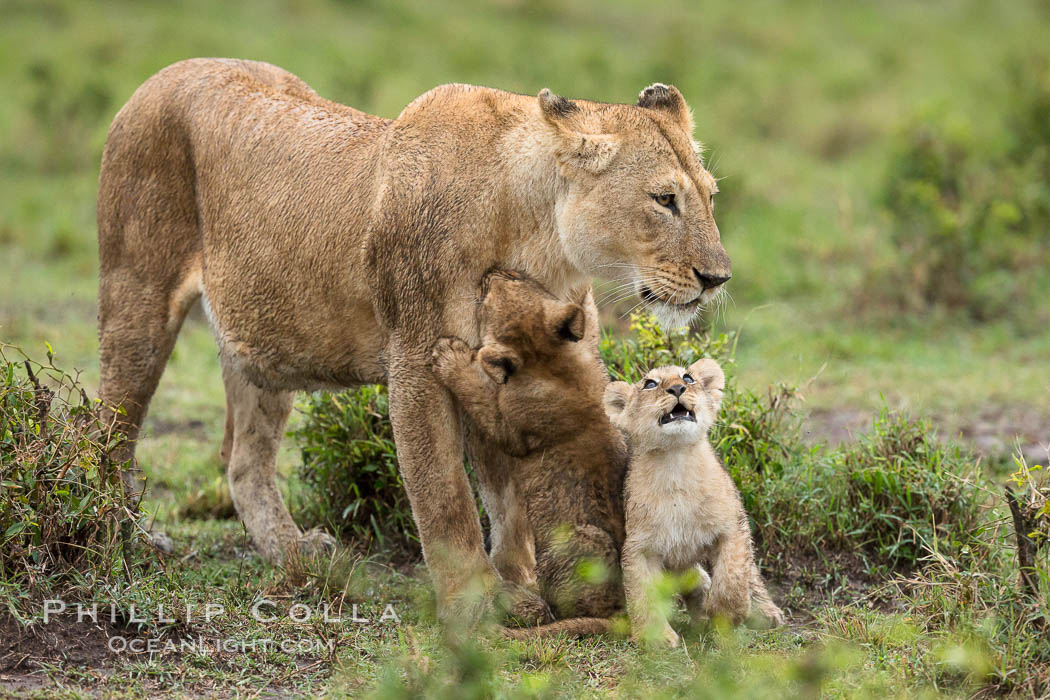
xmin=1 ymin=0 xmax=1049 ymax=696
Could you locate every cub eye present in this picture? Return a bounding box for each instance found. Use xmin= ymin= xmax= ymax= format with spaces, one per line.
xmin=642 ymin=379 xmax=658 ymax=390
xmin=682 ymin=373 xmax=695 ymax=384
xmin=652 ymin=193 xmax=676 ymax=209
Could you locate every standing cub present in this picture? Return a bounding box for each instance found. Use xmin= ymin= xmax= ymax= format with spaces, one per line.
xmin=604 ymin=360 xmax=784 ymax=647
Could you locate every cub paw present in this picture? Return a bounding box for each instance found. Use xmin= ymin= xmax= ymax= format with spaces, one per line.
xmin=747 ymin=603 xmax=786 ymax=630
xmin=500 ymin=581 xmax=554 ymax=628
xmin=633 ymin=623 xmax=680 ymax=649
xmin=431 ymin=336 xmax=475 ymax=380
xmin=662 ymin=624 xmax=682 ymax=648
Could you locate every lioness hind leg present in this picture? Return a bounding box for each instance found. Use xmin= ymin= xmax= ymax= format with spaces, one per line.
xmin=221 ymin=360 xmax=309 ymax=562
xmin=97 ymin=280 xmax=197 ymax=499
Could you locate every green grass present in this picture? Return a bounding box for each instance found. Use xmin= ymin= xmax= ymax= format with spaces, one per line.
xmin=2 ymin=0 xmax=1050 ymax=696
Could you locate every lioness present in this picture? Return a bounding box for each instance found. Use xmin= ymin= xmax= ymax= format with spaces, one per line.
xmin=603 ymin=361 xmax=784 ymax=647
xmin=97 ymin=58 xmax=730 ymax=625
xmin=432 ymin=270 xmax=627 ymax=620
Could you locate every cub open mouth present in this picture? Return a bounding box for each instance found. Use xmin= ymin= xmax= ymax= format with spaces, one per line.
xmin=659 ymin=402 xmax=696 ymax=425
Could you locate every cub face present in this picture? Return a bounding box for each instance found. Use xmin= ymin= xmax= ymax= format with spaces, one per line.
xmin=472 ymin=270 xmax=596 ymax=440
xmin=603 ymin=359 xmax=725 ymax=452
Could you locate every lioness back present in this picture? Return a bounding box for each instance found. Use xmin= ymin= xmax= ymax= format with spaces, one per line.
xmin=99 ymin=59 xmax=399 ymax=389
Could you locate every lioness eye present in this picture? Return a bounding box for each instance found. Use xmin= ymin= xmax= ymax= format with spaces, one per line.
xmin=643 ymin=379 xmax=658 ymax=389
xmin=682 ymin=373 xmax=695 ymax=384
xmin=653 ymin=193 xmax=676 ymax=209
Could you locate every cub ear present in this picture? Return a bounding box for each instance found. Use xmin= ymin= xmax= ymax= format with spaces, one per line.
xmin=537 ymin=88 xmax=620 ymax=173
xmin=478 ymin=343 xmax=521 ymax=385
xmin=687 ymin=358 xmax=725 ymax=401
xmin=637 ymin=83 xmax=693 ymax=133
xmin=603 ymin=381 xmax=632 ymax=419
xmin=545 ymin=300 xmax=585 ymax=342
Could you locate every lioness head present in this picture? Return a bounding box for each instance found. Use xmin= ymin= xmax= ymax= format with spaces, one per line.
xmin=538 ymin=84 xmax=731 ymax=328
xmin=602 ymin=359 xmax=725 ymax=451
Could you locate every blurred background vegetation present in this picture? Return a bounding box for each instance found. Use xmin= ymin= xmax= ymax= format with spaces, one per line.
xmin=1 ymin=0 xmax=1049 ymax=696
xmin=2 ymin=0 xmax=1047 ymax=455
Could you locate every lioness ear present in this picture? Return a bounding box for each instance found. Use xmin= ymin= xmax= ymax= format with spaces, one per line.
xmin=687 ymin=358 xmax=725 ymax=404
xmin=478 ymin=343 xmax=521 ymax=385
xmin=538 ymin=88 xmax=580 ymax=120
xmin=545 ymin=300 xmax=584 ymax=342
xmin=603 ymin=381 xmax=632 ymax=419
xmin=637 ymin=83 xmax=693 ymax=133
xmin=538 ymin=88 xmax=620 ymax=173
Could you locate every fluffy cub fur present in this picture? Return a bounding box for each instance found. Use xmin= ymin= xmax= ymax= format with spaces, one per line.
xmin=604 ymin=360 xmax=784 ymax=647
xmin=432 ymin=270 xmax=628 ymax=621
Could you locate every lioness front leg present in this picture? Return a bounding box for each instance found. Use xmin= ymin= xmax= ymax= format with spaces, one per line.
xmin=431 ymin=336 xmax=530 ymax=456
xmin=623 ymin=544 xmax=679 ymax=648
xmin=388 ymin=345 xmax=500 ymax=628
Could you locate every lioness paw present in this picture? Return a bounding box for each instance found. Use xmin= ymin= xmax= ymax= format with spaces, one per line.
xmin=431 ymin=336 xmax=474 ymax=379
xmin=297 ymin=528 xmax=338 ymax=558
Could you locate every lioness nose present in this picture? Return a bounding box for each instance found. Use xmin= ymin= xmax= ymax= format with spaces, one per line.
xmin=694 ymin=269 xmax=731 ymax=290
xmin=667 ymin=384 xmax=686 ymax=398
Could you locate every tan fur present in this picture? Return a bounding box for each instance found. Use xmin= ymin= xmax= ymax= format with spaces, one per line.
xmin=604 ymin=361 xmax=784 ymax=647
xmin=95 ymin=59 xmax=729 ymax=625
xmin=432 ymin=271 xmax=627 ymax=626
xmin=502 ymin=617 xmax=612 ymax=641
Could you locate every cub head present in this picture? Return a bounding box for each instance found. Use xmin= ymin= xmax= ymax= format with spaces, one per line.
xmin=538 ymin=84 xmax=731 ymax=328
xmin=602 ymin=359 xmax=725 ymax=451
xmin=475 ymin=269 xmax=590 ymax=385
xmin=473 ymin=270 xmax=602 ymax=441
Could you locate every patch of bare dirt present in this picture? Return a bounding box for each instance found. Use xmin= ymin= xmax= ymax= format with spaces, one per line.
xmin=0 ymin=614 xmax=137 ymax=687
xmin=146 ymin=417 xmax=208 ymax=439
xmin=805 ymin=405 xmax=1049 ymax=466
xmin=762 ymin=548 xmax=902 ymax=625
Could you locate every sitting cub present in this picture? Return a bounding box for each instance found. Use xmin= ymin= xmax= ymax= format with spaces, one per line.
xmin=604 ymin=360 xmax=784 ymax=647
xmin=432 ymin=270 xmax=628 ymax=620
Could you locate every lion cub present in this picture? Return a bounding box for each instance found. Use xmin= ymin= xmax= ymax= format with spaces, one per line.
xmin=603 ymin=360 xmax=784 ymax=647
xmin=432 ymin=270 xmax=627 ymax=621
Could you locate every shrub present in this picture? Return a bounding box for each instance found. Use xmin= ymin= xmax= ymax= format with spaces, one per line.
xmin=0 ymin=343 xmax=154 ymax=607
xmin=867 ymin=60 xmax=1050 ymax=327
xmin=835 ymin=410 xmax=982 ymax=566
xmin=292 ymin=315 xmax=989 ymax=579
xmin=291 ymin=385 xmax=416 ymax=557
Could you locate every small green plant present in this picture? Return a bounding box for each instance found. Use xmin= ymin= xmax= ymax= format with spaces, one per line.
xmin=291 ymin=385 xmax=417 ymax=556
xmin=836 ymin=409 xmax=982 ymax=567
xmin=0 ymin=343 xmax=156 ymax=618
